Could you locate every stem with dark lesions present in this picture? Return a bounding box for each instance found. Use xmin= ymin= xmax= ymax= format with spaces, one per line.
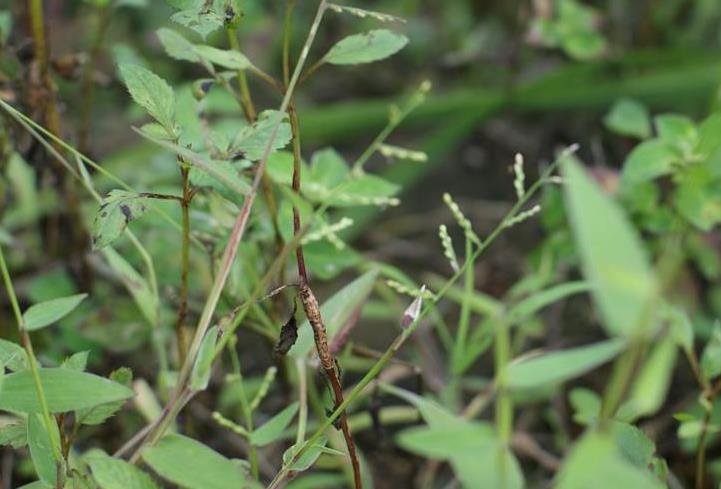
xmin=288 ymin=103 xmax=362 ymax=489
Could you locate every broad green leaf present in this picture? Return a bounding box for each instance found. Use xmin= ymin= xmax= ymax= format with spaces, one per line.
xmin=291 ymin=269 xmax=378 ymax=358
xmin=604 ymin=99 xmax=650 ymax=139
xmin=620 ymin=140 xmax=677 ymax=186
xmin=22 ymin=293 xmax=87 ymax=331
xmin=611 ymin=421 xmax=656 ymax=468
xmin=664 ymin=304 xmax=694 ymax=352
xmin=0 ymin=338 xmax=28 ymax=371
xmin=190 ymin=326 xmax=218 ymax=391
xmin=230 ymin=110 xmax=292 ymax=161
xmin=380 ymin=383 xmax=458 ymax=427
xmin=323 ymin=29 xmax=408 ymax=65
xmin=562 ymin=157 xmax=657 ymax=337
xmin=143 ymin=434 xmax=249 ymax=489
xmin=250 ymin=402 xmax=298 ymax=447
xmin=194 ymin=45 xmax=253 ymax=70
xmin=27 ymin=414 xmax=60 ymax=487
xmin=88 ymin=455 xmax=160 ymax=489
xmin=506 ymin=339 xmax=626 ymax=390
xmin=326 ymin=173 xmax=400 ymax=207
xmin=171 ymin=9 xmax=223 ymax=39
xmin=621 ymin=336 xmax=677 ymax=420
xmin=102 ymin=247 xmax=158 ymax=326
xmin=17 ymin=482 xmax=47 ymax=489
xmin=556 ymin=431 xmax=663 ymax=489
xmin=188 ymin=159 xmax=252 ymax=197
xmin=506 ymin=281 xmax=589 ymax=324
xmin=157 ymin=28 xmax=198 ymax=62
xmin=673 ymin=166 xmax=721 ymax=231
xmin=77 ymin=367 xmax=133 ymax=425
xmin=309 ymin=148 xmax=349 ymax=190
xmin=0 ymin=368 xmax=133 ymax=413
xmin=396 ymin=421 xmax=495 ymax=459
xmin=0 ymin=420 xmax=27 ymax=448
xmin=92 ymin=190 xmax=148 ymax=250
xmin=118 ymin=64 xmax=175 ymax=132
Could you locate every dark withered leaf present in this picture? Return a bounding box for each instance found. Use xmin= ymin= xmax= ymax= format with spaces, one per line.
xmin=274 ymin=303 xmax=298 ymax=356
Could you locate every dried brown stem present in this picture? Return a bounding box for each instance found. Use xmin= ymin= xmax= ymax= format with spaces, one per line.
xmin=289 ymin=103 xmax=362 ymax=488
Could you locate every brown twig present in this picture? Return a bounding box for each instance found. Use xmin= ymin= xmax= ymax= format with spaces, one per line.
xmin=288 ymin=103 xmax=362 ymax=488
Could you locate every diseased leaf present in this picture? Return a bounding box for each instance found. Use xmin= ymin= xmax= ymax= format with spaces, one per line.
xmin=93 ymin=190 xmax=148 ymax=250
xmin=562 ymin=156 xmax=658 ymax=337
xmin=88 ymin=455 xmax=160 ymax=489
xmin=506 ymin=339 xmax=626 ymax=390
xmin=0 ymin=368 xmax=133 ymax=413
xmin=23 ymin=293 xmax=87 ymax=331
xmin=250 ymin=402 xmax=299 ymax=447
xmin=323 ymin=29 xmax=408 ymax=65
xmin=118 ymin=64 xmax=176 ymax=132
xmin=143 ymin=434 xmax=250 ymax=489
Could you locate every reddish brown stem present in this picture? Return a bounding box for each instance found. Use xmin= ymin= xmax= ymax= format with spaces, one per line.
xmin=289 ymin=104 xmax=362 ymax=488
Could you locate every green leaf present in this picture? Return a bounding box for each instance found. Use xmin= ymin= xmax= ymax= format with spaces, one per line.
xmin=701 ymin=325 xmax=721 ymax=381
xmin=194 ymin=45 xmax=253 ymax=70
xmin=562 ymin=156 xmax=657 ymax=337
xmin=77 ymin=367 xmax=133 ymax=425
xmin=381 ymin=384 xmax=458 ymax=427
xmin=0 ymin=368 xmax=133 ymax=413
xmin=309 ymin=148 xmax=349 ymax=190
xmin=282 ymin=436 xmax=329 ymax=472
xmin=325 ymin=173 xmax=400 ymax=207
xmin=102 ymin=247 xmax=158 ymax=326
xmin=397 ymin=421 xmax=495 ymax=459
xmin=171 ymin=9 xmax=223 ymax=39
xmin=118 ymin=64 xmax=176 ymax=132
xmin=92 ymin=190 xmax=148 ymax=250
xmin=621 ymin=336 xmax=677 ymax=420
xmin=230 ymin=110 xmax=292 ymax=161
xmin=190 ymin=326 xmax=218 ymax=391
xmin=291 ymin=269 xmax=378 ymax=358
xmin=620 ymin=140 xmax=678 ymax=186
xmin=453 ymin=447 xmax=524 ymax=489
xmin=664 ymin=304 xmax=694 ymax=353
xmin=61 ymin=351 xmax=89 ymax=371
xmin=506 ymin=339 xmax=626 ymax=390
xmin=188 ymin=159 xmax=252 ymax=197
xmin=556 ymin=431 xmax=663 ymax=489
xmin=142 ymin=434 xmax=250 ymax=489
xmin=22 ymin=293 xmax=87 ymax=331
xmin=673 ymin=166 xmax=721 ymax=231
xmin=0 ymin=338 xmax=28 ymax=372
xmin=0 ymin=421 xmax=27 ymax=449
xmin=250 ymin=402 xmax=298 ymax=447
xmin=569 ymin=388 xmax=601 ymax=425
xmin=323 ymin=29 xmax=408 ymax=65
xmin=27 ymin=414 xmax=60 ymax=487
xmin=654 ymin=114 xmax=698 ymax=155
xmin=156 ymin=28 xmax=198 ymax=62
xmin=506 ymin=281 xmax=589 ymax=324
xmin=88 ymin=455 xmax=160 ymax=489
xmin=604 ymin=99 xmax=651 ymax=139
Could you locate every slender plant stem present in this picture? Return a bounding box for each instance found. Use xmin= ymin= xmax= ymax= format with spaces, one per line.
xmin=288 ymin=103 xmax=362 ymax=488
xmin=0 ymin=244 xmax=61 ymax=466
xmin=128 ymin=0 xmax=331 ymax=457
xmin=226 ymin=27 xmax=257 ymax=122
xmin=695 ymin=403 xmax=713 ymax=489
xmin=494 ymin=320 xmax=513 ymax=444
xmin=295 ymin=358 xmax=308 ymax=446
xmin=176 ymin=165 xmax=192 ymax=365
xmin=283 ymin=0 xmax=297 ymax=87
xmin=452 ymin=237 xmax=475 ymax=375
